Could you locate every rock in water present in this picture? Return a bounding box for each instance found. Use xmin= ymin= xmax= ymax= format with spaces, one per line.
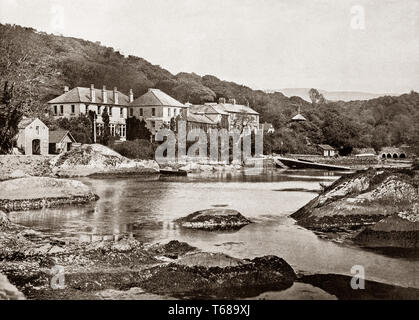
xmin=140 ymin=253 xmax=296 ymax=299
xmin=50 ymin=144 xmax=159 ymax=177
xmin=0 ymin=177 xmax=99 ymax=211
xmin=291 ymin=168 xmax=419 ymax=248
xmin=0 ymin=273 xmax=25 ymax=300
xmin=176 ymin=209 xmax=252 ymax=230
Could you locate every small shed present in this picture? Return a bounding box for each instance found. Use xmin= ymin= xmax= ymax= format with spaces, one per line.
xmin=16 ymin=118 xmax=49 ymax=155
xmin=317 ymin=144 xmax=336 ymax=157
xmin=48 ymin=130 xmax=76 ymax=154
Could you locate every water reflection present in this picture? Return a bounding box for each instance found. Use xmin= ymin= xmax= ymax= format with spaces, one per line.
xmin=8 ymin=169 xmax=419 ymax=289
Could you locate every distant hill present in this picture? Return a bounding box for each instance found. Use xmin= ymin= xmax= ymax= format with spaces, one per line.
xmin=272 ymin=88 xmax=389 ymax=102
xmin=1 ymin=23 xmax=418 ymax=155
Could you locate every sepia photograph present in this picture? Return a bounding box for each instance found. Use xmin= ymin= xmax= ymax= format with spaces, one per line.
xmin=0 ymin=0 xmax=418 ymax=309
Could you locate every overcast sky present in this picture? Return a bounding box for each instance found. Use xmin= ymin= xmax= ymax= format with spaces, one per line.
xmin=1 ymin=0 xmax=418 ymax=93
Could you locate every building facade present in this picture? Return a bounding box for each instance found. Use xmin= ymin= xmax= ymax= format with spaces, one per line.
xmin=190 ymin=98 xmax=260 ymax=132
xmin=128 ymin=88 xmax=187 ymax=137
xmin=49 ymin=130 xmax=76 ymax=154
xmin=48 ymin=85 xmax=132 ymax=141
xmin=16 ymin=118 xmax=49 ymax=155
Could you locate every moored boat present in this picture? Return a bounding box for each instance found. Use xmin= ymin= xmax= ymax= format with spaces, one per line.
xmin=159 ymin=169 xmax=188 ymax=176
xmin=274 ymin=157 xmax=351 ymax=171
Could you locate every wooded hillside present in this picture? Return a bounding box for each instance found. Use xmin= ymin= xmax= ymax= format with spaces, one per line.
xmin=1 ymin=23 xmax=418 ymax=155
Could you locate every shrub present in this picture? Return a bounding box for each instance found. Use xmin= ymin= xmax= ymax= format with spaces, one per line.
xmin=111 ymin=139 xmax=156 ymax=160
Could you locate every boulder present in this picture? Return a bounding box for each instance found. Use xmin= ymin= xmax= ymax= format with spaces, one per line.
xmin=176 ymin=208 xmax=252 ymax=230
xmin=140 ymin=253 xmax=296 ymax=299
xmin=50 ymin=144 xmax=159 ymax=177
xmin=0 ymin=273 xmax=25 ymax=300
xmin=148 ymin=240 xmax=197 ymax=259
xmin=0 ymin=177 xmax=99 ymax=211
xmin=292 ymin=169 xmax=419 ymax=232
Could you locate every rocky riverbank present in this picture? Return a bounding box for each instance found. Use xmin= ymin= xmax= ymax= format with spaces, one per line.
xmin=0 ymin=144 xmax=160 ymax=181
xmin=292 ymin=168 xmax=419 ymax=248
xmin=0 ymin=177 xmax=99 ymax=212
xmin=0 ymin=215 xmax=297 ymax=300
xmin=51 ymin=144 xmax=160 ymax=177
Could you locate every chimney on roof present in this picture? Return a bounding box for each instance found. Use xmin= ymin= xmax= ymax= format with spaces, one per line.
xmin=113 ymin=87 xmax=119 ymax=105
xmin=228 ymin=98 xmax=236 ymax=105
xmin=90 ymin=84 xmax=96 ymax=103
xmin=102 ymin=86 xmax=107 ymax=104
xmin=64 ymin=86 xmax=69 ymax=93
xmin=219 ymin=97 xmax=226 ymax=104
xmin=129 ymin=89 xmax=134 ymax=103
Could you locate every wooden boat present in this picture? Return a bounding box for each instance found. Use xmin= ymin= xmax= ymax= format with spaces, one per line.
xmin=159 ymin=169 xmax=188 ymax=176
xmin=274 ymin=157 xmax=351 ymax=171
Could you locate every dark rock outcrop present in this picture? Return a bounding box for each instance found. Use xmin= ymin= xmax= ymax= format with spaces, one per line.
xmin=139 ymin=253 xmax=296 ymax=299
xmin=176 ymin=209 xmax=252 ymax=230
xmin=292 ymin=168 xmax=419 ymax=248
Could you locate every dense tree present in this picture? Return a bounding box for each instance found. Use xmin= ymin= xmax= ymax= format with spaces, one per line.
xmin=309 ymin=88 xmax=326 ymax=106
xmin=126 ymin=117 xmax=151 ymax=141
xmin=1 ymin=23 xmax=418 ymax=156
xmin=0 ymin=82 xmax=23 ymax=154
xmin=101 ymin=109 xmax=110 ymax=146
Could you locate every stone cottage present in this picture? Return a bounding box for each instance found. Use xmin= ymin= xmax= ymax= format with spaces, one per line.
xmin=16 ymin=118 xmax=49 ymax=155
xmin=48 ymin=130 xmax=76 ymax=154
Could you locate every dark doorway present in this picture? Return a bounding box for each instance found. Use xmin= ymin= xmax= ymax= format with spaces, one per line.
xmin=32 ymin=139 xmax=41 ymax=155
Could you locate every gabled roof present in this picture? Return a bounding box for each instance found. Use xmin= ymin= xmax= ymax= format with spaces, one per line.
xmin=49 ymin=130 xmax=76 ymax=144
xmin=203 ymin=102 xmax=259 ymax=115
xmin=186 ymin=113 xmax=216 ymax=125
xmin=130 ymin=89 xmax=184 ymax=107
xmin=18 ymin=117 xmax=47 ymax=129
xmin=318 ymin=144 xmax=335 ymax=150
xmin=18 ymin=118 xmax=37 ymax=129
xmin=48 ymin=87 xmax=130 ymax=106
xmin=292 ymin=113 xmax=307 ymax=121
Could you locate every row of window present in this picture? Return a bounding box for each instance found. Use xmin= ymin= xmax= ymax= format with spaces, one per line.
xmin=96 ymin=124 xmax=126 ymax=137
xmin=53 ymin=105 xmax=75 ymax=115
xmin=127 ymin=107 xmax=179 ymax=118
xmin=129 ymin=108 xmax=153 ymax=117
xmin=53 ymin=105 xmax=125 ymax=117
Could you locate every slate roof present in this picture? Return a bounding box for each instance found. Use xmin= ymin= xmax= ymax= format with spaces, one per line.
xmin=49 ymin=130 xmax=76 ymax=144
xmin=186 ymin=113 xmax=216 ymax=125
xmin=317 ymin=144 xmax=335 ymax=151
xmin=203 ymin=102 xmax=258 ymax=115
xmin=130 ymin=89 xmax=184 ymax=107
xmin=48 ymin=87 xmax=130 ymax=106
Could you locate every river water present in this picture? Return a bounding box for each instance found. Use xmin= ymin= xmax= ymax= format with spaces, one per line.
xmin=9 ymin=169 xmax=419 ymax=295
